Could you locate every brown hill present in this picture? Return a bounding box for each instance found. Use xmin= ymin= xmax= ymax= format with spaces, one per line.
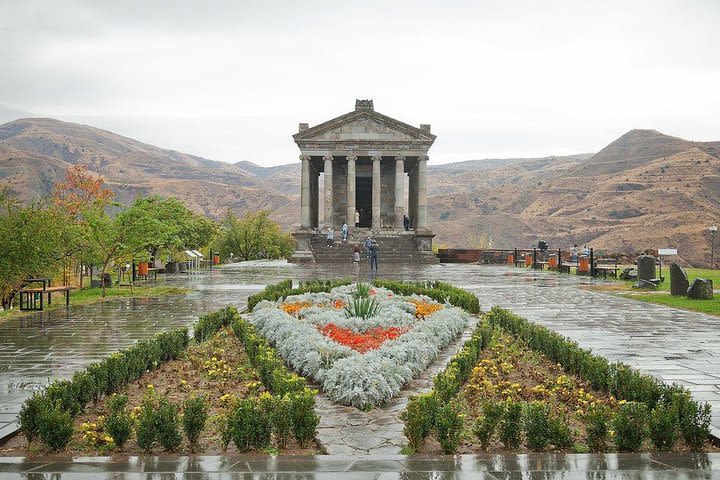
xmin=0 ymin=118 xmax=292 ymax=217
xmin=2 ymin=118 xmax=718 ymax=266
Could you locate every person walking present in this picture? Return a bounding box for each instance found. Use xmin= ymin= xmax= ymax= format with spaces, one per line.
xmin=342 ymin=222 xmax=348 ymax=242
xmin=354 ymin=210 xmax=360 ymax=228
xmin=369 ymin=239 xmax=379 ymax=274
xmin=364 ymin=234 xmax=373 ymax=258
xmin=352 ymin=243 xmax=361 ymax=263
xmin=326 ymin=227 xmax=334 ymax=248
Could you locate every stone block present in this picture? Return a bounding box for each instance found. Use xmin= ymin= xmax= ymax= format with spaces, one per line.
xmin=669 ymin=262 xmax=689 ymax=296
xmin=637 ymin=255 xmax=656 ymax=281
xmin=687 ymin=278 xmax=713 ymax=300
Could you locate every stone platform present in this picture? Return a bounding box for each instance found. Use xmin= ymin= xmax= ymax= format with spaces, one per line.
xmin=290 ymin=230 xmax=437 ymax=263
xmin=1 ymin=453 xmax=718 ymax=478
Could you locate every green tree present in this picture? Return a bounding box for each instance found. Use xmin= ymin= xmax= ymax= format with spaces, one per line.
xmin=0 ymin=191 xmax=69 ymax=309
xmin=213 ymin=210 xmax=294 ymax=261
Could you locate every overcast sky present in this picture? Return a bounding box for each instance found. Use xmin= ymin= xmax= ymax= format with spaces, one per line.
xmin=1 ymin=0 xmax=719 ymax=166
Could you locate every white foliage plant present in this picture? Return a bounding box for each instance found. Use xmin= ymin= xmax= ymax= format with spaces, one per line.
xmin=248 ymin=284 xmax=471 ymax=409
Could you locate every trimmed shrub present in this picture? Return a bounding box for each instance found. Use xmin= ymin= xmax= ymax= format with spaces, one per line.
xmin=584 ymin=404 xmax=612 ymax=452
xmin=271 ymin=394 xmax=294 ymax=449
xmin=105 ymin=394 xmax=133 ymax=449
xmin=499 ymin=401 xmax=523 ymax=449
xmin=524 ymin=401 xmax=551 ymax=451
xmin=156 ymin=396 xmax=182 ymax=451
xmin=38 ymin=403 xmax=74 ymax=451
xmin=613 ymin=402 xmax=648 ymax=452
xmin=473 ymin=401 xmax=504 ymax=450
xmin=136 ymin=395 xmax=157 ymax=452
xmin=435 ymin=403 xmax=464 ymax=454
xmin=18 ymin=393 xmax=50 ymax=444
xmin=290 ymin=389 xmax=319 ymax=447
xmin=680 ymin=401 xmax=712 ymax=452
xmin=228 ymin=398 xmax=271 ymax=451
xmin=401 ymin=392 xmax=437 ymax=452
xmin=548 ymin=413 xmax=574 ymax=450
xmin=193 ymin=306 xmax=238 ymax=343
xmin=649 ymin=403 xmax=678 ymax=451
xmin=183 ymin=395 xmax=209 ymax=453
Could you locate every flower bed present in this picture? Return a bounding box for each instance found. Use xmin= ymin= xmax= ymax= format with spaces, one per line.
xmin=402 ymin=307 xmax=715 ymax=454
xmin=246 ymin=282 xmax=475 ymax=409
xmin=9 ymin=307 xmax=319 ymax=455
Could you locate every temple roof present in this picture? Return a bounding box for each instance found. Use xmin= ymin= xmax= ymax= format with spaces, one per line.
xmin=293 ymin=100 xmax=436 ymax=150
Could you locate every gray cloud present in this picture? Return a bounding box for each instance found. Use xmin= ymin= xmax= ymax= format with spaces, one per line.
xmin=1 ymin=0 xmax=719 ymax=165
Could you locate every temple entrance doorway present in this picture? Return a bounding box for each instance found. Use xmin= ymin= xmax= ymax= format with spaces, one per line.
xmin=356 ymin=177 xmax=372 ymax=227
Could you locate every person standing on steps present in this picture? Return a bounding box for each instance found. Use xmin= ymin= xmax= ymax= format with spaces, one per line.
xmin=364 ymin=234 xmax=373 ymax=258
xmin=342 ymin=222 xmax=348 ymax=243
xmin=369 ymin=238 xmax=379 ymax=276
xmin=352 ymin=243 xmax=361 ymax=264
xmin=326 ymin=227 xmax=334 ymax=248
xmin=354 ymin=210 xmax=360 ymax=228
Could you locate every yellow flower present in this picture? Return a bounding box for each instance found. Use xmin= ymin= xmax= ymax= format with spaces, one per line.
xmin=104 ymin=435 xmax=114 ymax=443
xmin=147 ymin=384 xmax=154 ymax=389
xmin=619 ymin=400 xmax=627 ymax=405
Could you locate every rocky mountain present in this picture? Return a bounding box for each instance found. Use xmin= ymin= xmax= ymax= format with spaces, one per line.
xmin=1 ymin=118 xmax=718 ymax=266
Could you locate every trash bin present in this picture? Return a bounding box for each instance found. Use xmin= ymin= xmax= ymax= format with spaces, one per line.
xmin=213 ymin=253 xmax=220 ymax=265
xmin=138 ymin=262 xmax=149 ymax=276
xmin=578 ymin=257 xmax=591 ymax=274
xmin=507 ymin=254 xmax=514 ymax=265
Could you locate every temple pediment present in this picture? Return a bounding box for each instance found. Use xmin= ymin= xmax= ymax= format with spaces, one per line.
xmin=294 ymin=102 xmax=436 ymax=145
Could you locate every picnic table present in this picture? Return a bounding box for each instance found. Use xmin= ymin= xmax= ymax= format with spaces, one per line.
xmin=534 ymin=261 xmax=549 ymax=270
xmin=19 ymin=279 xmax=75 ymax=311
xmin=594 ymin=258 xmax=621 ymax=278
xmin=559 ymin=262 xmax=577 ymax=274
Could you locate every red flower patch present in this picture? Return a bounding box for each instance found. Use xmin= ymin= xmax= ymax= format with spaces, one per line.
xmin=318 ymin=323 xmax=405 ymax=353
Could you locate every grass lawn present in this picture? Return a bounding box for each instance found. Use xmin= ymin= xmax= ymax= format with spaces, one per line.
xmin=614 ymin=267 xmax=720 ymax=292
xmin=626 ymin=292 xmax=720 ymax=316
xmin=0 ymin=284 xmax=190 ymax=321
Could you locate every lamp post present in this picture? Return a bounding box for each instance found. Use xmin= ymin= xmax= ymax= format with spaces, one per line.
xmin=711 ymin=225 xmax=718 ymax=270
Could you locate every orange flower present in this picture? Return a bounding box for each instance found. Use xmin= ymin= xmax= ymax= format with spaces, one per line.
xmin=333 ymin=299 xmax=347 ymax=309
xmin=319 ymin=323 xmax=405 ymax=353
xmin=281 ymin=301 xmax=312 ymax=316
xmin=410 ymin=300 xmax=443 ymax=319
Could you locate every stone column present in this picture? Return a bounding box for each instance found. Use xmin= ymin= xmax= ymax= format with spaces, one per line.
xmin=323 ymin=155 xmax=334 ymax=227
xmin=346 ymin=155 xmax=356 ymax=227
xmin=417 ymin=155 xmax=428 ymax=229
xmin=371 ymin=155 xmax=382 ymax=230
xmin=408 ymin=165 xmax=418 ymax=229
xmin=300 ymin=155 xmax=311 ymax=228
xmin=394 ymin=155 xmax=405 ymax=228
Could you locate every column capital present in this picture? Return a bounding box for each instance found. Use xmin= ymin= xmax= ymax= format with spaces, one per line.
xmin=299 ymin=154 xmax=311 ymax=162
xmin=395 ymin=155 xmax=406 ymax=162
xmin=371 ymin=155 xmax=382 ymax=162
xmin=322 ymin=154 xmax=334 ymax=162
xmin=346 ymin=154 xmax=357 ymax=162
xmin=418 ymin=155 xmax=429 ymax=162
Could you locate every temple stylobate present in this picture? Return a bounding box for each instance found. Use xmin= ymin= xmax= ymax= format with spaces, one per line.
xmin=290 ymin=100 xmax=438 ymax=263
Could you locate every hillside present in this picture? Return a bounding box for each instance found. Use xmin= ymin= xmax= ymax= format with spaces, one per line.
xmin=1 ymin=118 xmax=719 ymax=266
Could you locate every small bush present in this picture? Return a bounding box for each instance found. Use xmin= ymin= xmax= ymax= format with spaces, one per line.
xmin=136 ymin=395 xmax=157 ymax=452
xmin=38 ymin=403 xmax=74 ymax=451
xmin=401 ymin=392 xmax=437 ymax=452
xmin=680 ymin=401 xmax=711 ymax=452
xmin=613 ymin=402 xmax=648 ymax=452
xmin=524 ymin=401 xmax=551 ymax=451
xmin=18 ymin=393 xmax=50 ymax=444
xmin=435 ymin=403 xmax=463 ymax=454
xmin=156 ymin=396 xmax=182 ymax=451
xmin=473 ymin=401 xmax=504 ymax=450
xmin=499 ymin=401 xmax=523 ymax=449
xmin=183 ymin=396 xmax=209 ymax=453
xmin=194 ymin=306 xmax=238 ymax=343
xmin=105 ymin=394 xmax=134 ymax=449
xmin=229 ymin=398 xmax=270 ymax=451
xmin=548 ymin=414 xmax=574 ymax=450
xmin=271 ymin=395 xmax=294 ymax=449
xmin=584 ymin=404 xmax=612 ymax=452
xmin=648 ymin=403 xmax=678 ymax=451
xmin=290 ymin=389 xmax=319 ymax=447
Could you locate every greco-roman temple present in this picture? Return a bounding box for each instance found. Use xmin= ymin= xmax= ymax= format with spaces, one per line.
xmin=290 ymin=100 xmax=438 ymax=263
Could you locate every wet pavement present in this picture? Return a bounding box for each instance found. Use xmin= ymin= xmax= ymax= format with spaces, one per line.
xmin=1 ymin=261 xmax=720 ymax=473
xmin=1 ymin=453 xmax=718 ymax=478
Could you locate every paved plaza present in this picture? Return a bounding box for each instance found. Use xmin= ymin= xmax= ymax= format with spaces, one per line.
xmin=1 ymin=261 xmax=720 ymax=476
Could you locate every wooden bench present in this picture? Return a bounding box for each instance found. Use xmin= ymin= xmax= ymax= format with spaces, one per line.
xmin=594 ymin=258 xmax=621 ymax=278
xmin=19 ymin=285 xmax=75 ymax=311
xmin=535 ymin=261 xmax=549 ymax=270
xmin=559 ymin=262 xmax=577 ymax=274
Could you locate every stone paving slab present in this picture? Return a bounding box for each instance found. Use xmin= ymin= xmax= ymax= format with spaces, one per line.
xmin=0 ymin=454 xmax=718 ymax=478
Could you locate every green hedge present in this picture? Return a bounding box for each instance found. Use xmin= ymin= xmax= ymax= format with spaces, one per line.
xmin=401 ymin=319 xmax=493 ymax=452
xmin=373 ymin=280 xmax=481 ymax=314
xmin=18 ymin=327 xmax=188 ymax=449
xmin=193 ymin=306 xmax=237 ymax=343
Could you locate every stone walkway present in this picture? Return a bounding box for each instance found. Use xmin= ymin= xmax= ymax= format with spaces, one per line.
xmin=1 ymin=453 xmax=718 ymax=478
